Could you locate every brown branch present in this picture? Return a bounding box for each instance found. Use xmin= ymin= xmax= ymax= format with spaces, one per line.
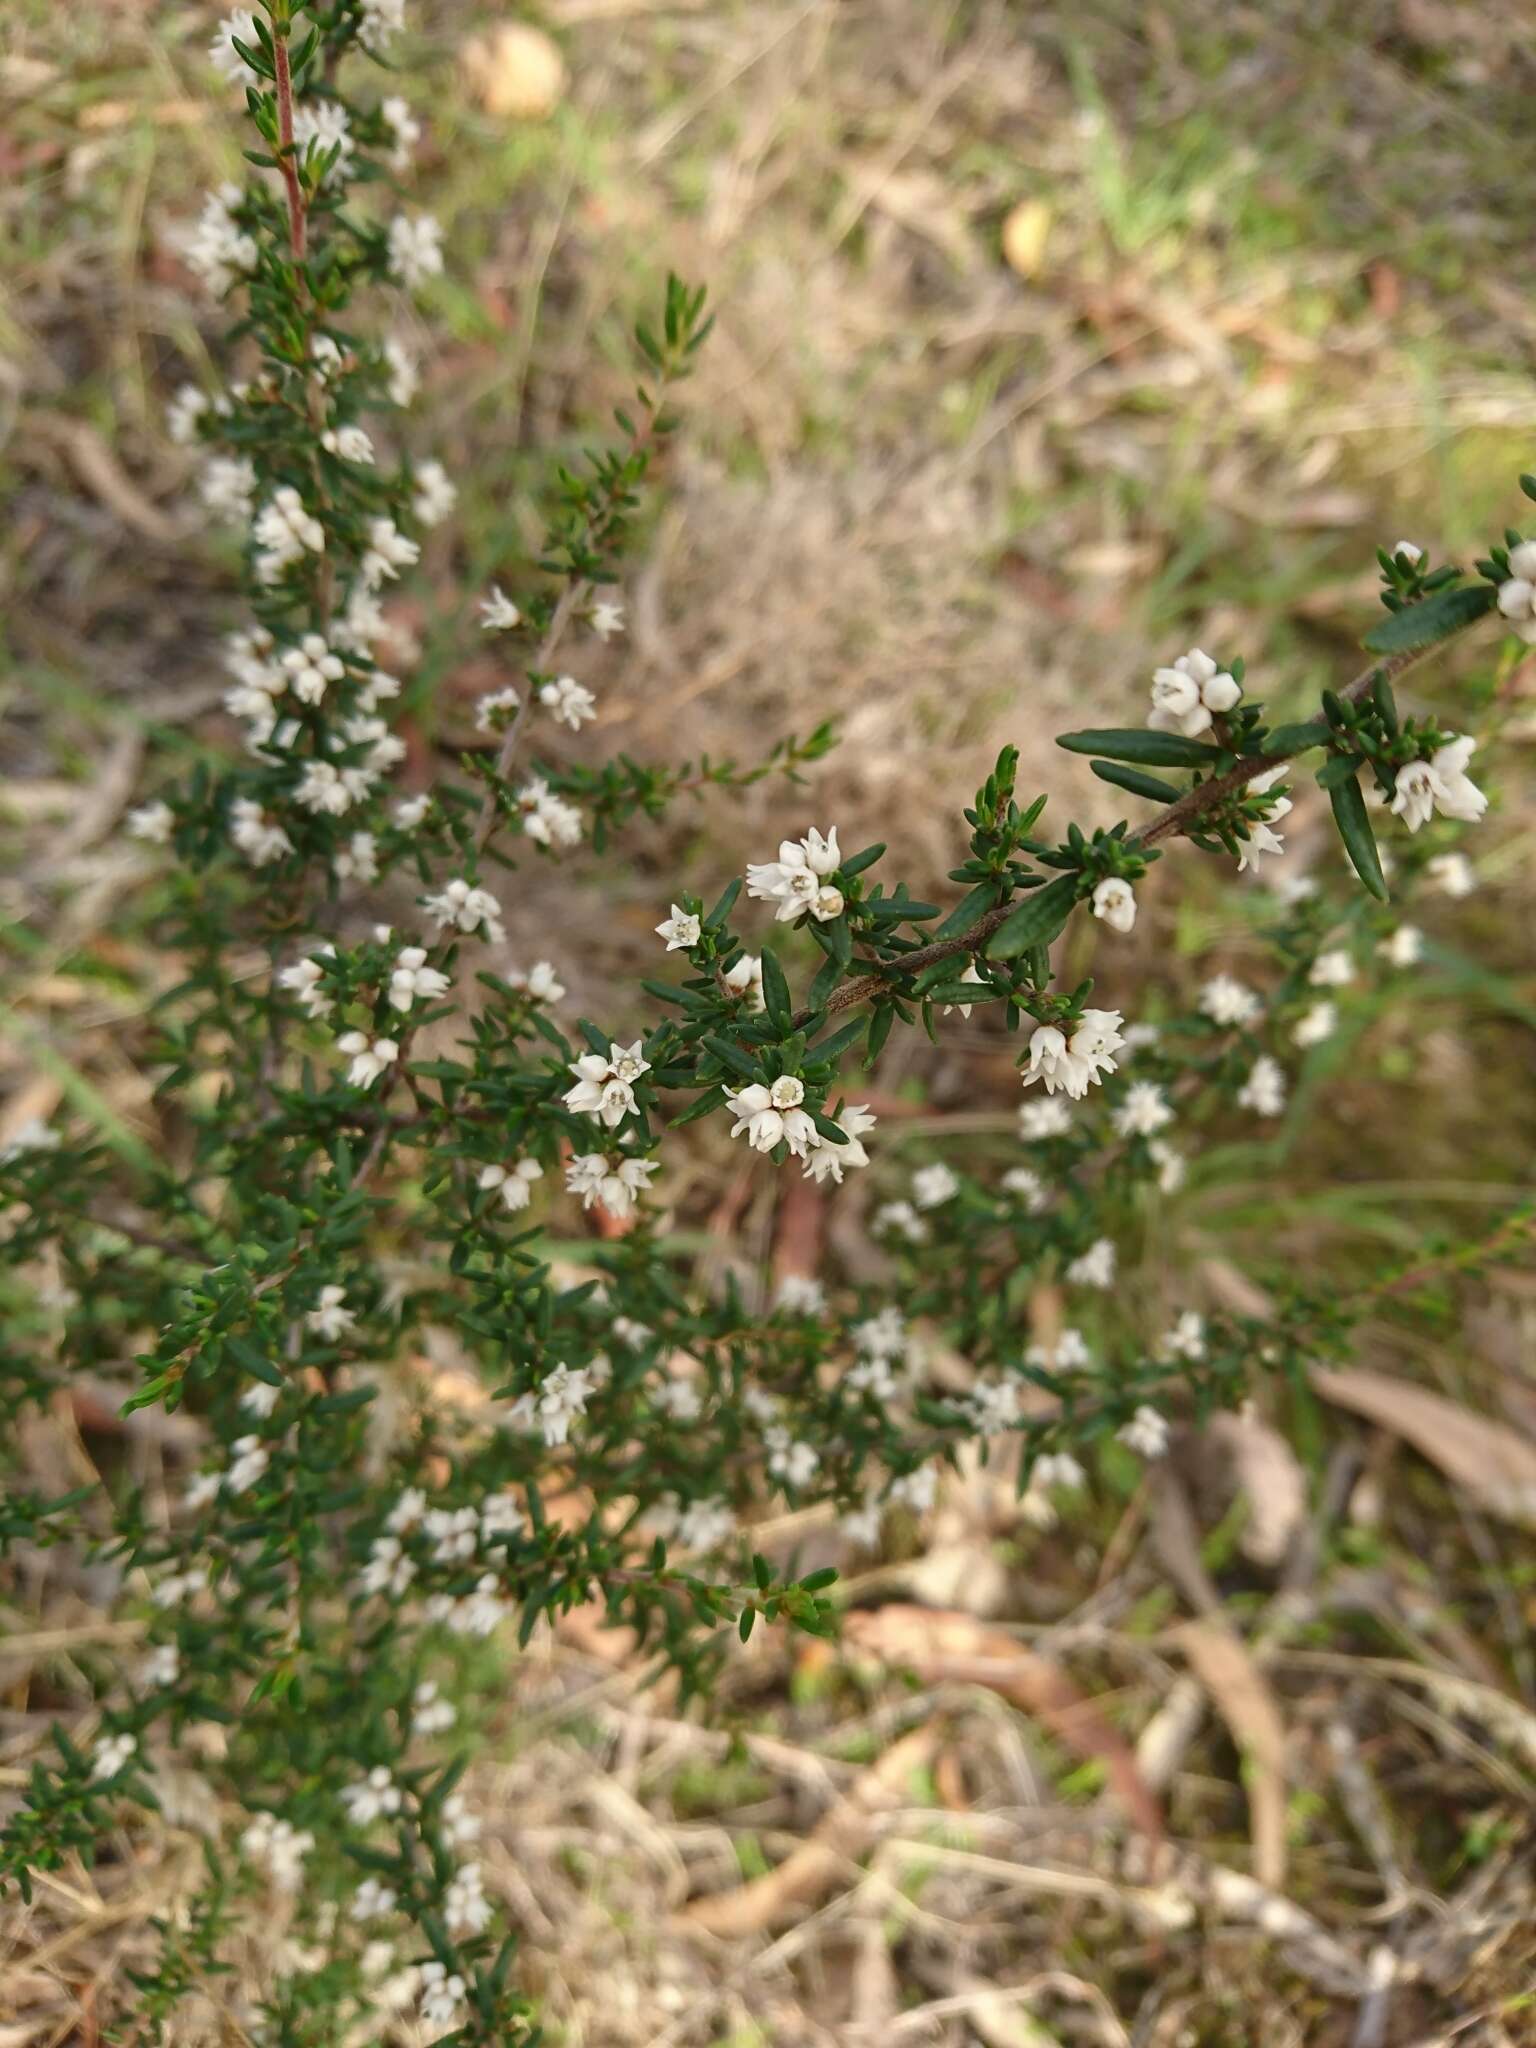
xmin=793 ymin=632 xmax=1466 ymax=1028
xmin=272 ymin=30 xmax=307 ymax=263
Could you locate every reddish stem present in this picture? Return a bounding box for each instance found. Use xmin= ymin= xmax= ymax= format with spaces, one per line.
xmin=273 ymin=30 xmax=307 ymax=262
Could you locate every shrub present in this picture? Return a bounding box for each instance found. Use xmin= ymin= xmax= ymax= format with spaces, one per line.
xmin=2 ymin=6 xmax=1529 ymax=2040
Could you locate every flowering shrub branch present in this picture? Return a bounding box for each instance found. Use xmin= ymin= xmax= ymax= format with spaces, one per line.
xmin=0 ymin=5 xmax=1529 ymax=2040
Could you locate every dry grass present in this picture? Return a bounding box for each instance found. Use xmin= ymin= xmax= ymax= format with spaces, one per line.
xmin=4 ymin=1 xmax=1536 ymax=2042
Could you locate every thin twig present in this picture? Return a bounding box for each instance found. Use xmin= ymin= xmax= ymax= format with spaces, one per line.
xmin=792 ymin=631 xmax=1471 ymax=1028
xmin=271 ymin=30 xmax=307 ymax=262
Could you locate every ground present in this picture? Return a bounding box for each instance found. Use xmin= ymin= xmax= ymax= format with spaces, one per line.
xmin=3 ymin=1 xmax=1536 ymax=2043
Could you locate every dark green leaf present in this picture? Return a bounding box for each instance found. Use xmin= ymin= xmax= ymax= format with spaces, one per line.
xmin=984 ymin=873 xmax=1081 ymax=961
xmin=1057 ymin=728 xmax=1224 ymax=768
xmin=1360 ymin=581 xmax=1496 ymax=653
xmin=1329 ymin=773 xmax=1389 ymax=900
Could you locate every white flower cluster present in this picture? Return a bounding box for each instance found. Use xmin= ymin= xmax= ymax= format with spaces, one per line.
xmin=1388 ymin=736 xmax=1487 ymax=833
xmin=564 ymin=1041 xmax=651 ymax=1129
xmin=746 ymin=827 xmax=843 ymax=923
xmin=242 ymin=1811 xmax=316 ymax=1893
xmin=515 ymin=776 xmax=584 ymax=849
xmin=423 ymin=877 xmax=506 ymax=944
xmin=180 ymin=183 xmax=257 ymax=296
xmin=1021 ymin=1009 xmax=1126 ymax=1099
xmin=565 ymin=1152 xmax=658 ymax=1220
xmin=508 ymin=1361 xmax=596 ymax=1447
xmin=1147 ymin=647 xmax=1240 ymax=737
xmin=1496 ymin=541 xmax=1536 ymax=641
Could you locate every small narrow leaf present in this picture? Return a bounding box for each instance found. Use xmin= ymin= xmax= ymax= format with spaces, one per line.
xmin=1329 ymin=773 xmax=1389 ymax=900
xmin=1057 ymin=727 xmax=1226 ymax=768
xmin=984 ymin=873 xmax=1081 ymax=961
xmin=1361 ymin=580 xmax=1496 ymax=653
xmin=1090 ymin=761 xmax=1182 ymax=802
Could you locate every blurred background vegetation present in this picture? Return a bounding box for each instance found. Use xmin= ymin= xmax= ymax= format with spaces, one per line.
xmin=3 ymin=3 xmax=1535 ymax=2042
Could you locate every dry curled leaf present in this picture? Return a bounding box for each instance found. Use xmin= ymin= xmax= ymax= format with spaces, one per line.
xmin=1311 ymin=1365 xmax=1536 ymax=1527
xmin=843 ymin=1605 xmax=1163 ymax=1845
xmin=1175 ymin=1619 xmax=1289 ymax=1888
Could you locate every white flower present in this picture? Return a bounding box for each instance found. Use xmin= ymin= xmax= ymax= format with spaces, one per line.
xmin=1199 ymin=974 xmax=1261 ymax=1027
xmin=1495 ymin=539 xmax=1536 ymax=642
xmin=1390 ymin=539 xmax=1424 ymax=565
xmin=1389 ymin=735 xmax=1487 ymax=832
xmin=745 ymin=827 xmax=842 ymax=923
xmin=360 ymin=516 xmax=419 ymax=589
xmin=180 ymin=183 xmax=259 ymax=296
xmin=334 ymin=831 xmax=379 ymax=884
xmin=1161 ymin=1310 xmax=1206 ymax=1361
xmin=388 ymin=945 xmax=451 ymax=1011
xmin=138 ymin=1644 xmax=180 ymax=1690
xmin=564 ymin=1041 xmax=650 ymax=1128
xmin=394 ymin=793 xmax=432 ymax=831
xmin=509 ymin=1362 xmax=594 ymax=1447
xmin=1001 ymin=1164 xmax=1049 ymax=1211
xmin=242 ymin=1813 xmax=315 ymax=1892
xmin=1065 ymin=1237 xmax=1116 ymax=1288
xmin=1033 ymin=1451 xmax=1086 ymax=1491
xmin=412 ymin=458 xmax=456 ymax=527
xmin=477 ymin=1157 xmax=544 ymax=1210
xmin=127 ymin=799 xmax=174 ymax=844
xmin=292 ymin=100 xmax=354 ymax=179
xmin=723 ymin=953 xmax=765 ymax=1008
xmin=775 ymin=1274 xmax=826 ymax=1314
xmin=1148 ymin=647 xmax=1239 ymax=737
xmin=1292 ymin=1000 xmax=1337 ymax=1048
xmin=419 ymin=1962 xmax=467 ymax=2030
xmin=252 ymin=486 xmax=325 ymax=577
xmin=380 ymin=94 xmax=422 ymax=172
xmin=226 ymin=1434 xmax=269 ymax=1494
xmin=508 ymin=959 xmax=565 ymax=1003
xmin=515 ymin=776 xmax=584 ymax=850
xmin=423 ymin=877 xmax=505 ymax=944
xmin=279 ymin=633 xmax=346 ymax=706
xmin=942 ymin=961 xmax=985 ymax=1017
xmin=874 ymin=1200 xmax=928 ymax=1245
xmin=468 ymin=690 xmax=519 ymax=744
xmin=306 ymin=1284 xmax=356 ymax=1341
xmin=765 ymin=1428 xmax=820 ymax=1490
xmin=198 ymin=453 xmax=258 ymax=525
xmin=889 ymin=1465 xmax=938 ymax=1514
xmin=1238 ymin=768 xmax=1292 ymax=871
xmin=358 ymin=0 xmax=405 ymax=55
xmin=1018 ymin=1096 xmax=1072 ymax=1141
xmin=1091 ymin=877 xmax=1136 ymax=933
xmin=724 ymin=1083 xmax=818 ymax=1158
xmin=842 ymin=1496 xmax=884 ymax=1547
xmin=1112 ymin=1081 xmax=1172 ymax=1137
xmin=208 ymin=9 xmax=260 ymax=84
xmin=655 ymin=904 xmax=700 ymax=952
xmin=381 ymin=332 xmax=418 ymax=407
xmin=445 ymin=1862 xmax=492 ymax=1936
xmin=1426 ymin=851 xmax=1476 ymax=898
xmin=387 ymin=212 xmax=445 ymax=288
xmin=183 ymin=1470 xmax=221 ymax=1512
xmin=1309 ymin=949 xmax=1355 ymax=988
xmin=538 ymin=675 xmax=597 ymax=730
xmin=1149 ymin=1139 xmax=1185 ymax=1193
xmin=351 ymin=1878 xmax=399 ymax=1922
xmin=1021 ymin=1008 xmax=1124 ymax=1099
xmin=320 ymin=423 xmax=375 ymax=465
xmin=802 ymin=1101 xmax=876 ymax=1184
xmin=412 ymin=1680 xmax=458 ymax=1736
xmin=91 ymin=1732 xmax=137 ymax=1781
xmin=675 ymin=1497 xmax=735 ymax=1551
xmin=294 ymin=761 xmax=352 ymax=816
xmin=341 ymin=1767 xmax=403 ymax=1828
xmin=1237 ymin=1055 xmax=1286 ymax=1117
xmin=911 ymin=1163 xmax=960 ymax=1210
xmin=480 ymin=586 xmax=522 ymax=631
xmin=1379 ymin=924 xmax=1423 ymax=968
xmin=242 ymin=1381 xmax=282 ymax=1418
xmin=1117 ymin=1406 xmax=1170 ymax=1460
xmin=564 ymin=1152 xmax=657 ymax=1220
xmin=166 ymin=383 xmax=208 ymax=443
xmin=278 ymin=952 xmax=333 ymax=1025
xmin=589 ymin=597 xmax=625 ymax=639
xmin=336 ymin=1031 xmax=399 ymax=1088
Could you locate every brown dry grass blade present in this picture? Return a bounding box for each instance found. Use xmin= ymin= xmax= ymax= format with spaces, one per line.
xmin=1311 ymin=1365 xmax=1536 ymax=1528
xmin=1174 ymin=1619 xmax=1289 ymax=1888
xmin=678 ymin=1722 xmax=939 ymax=1936
xmin=842 ymin=1605 xmax=1163 ymax=1846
